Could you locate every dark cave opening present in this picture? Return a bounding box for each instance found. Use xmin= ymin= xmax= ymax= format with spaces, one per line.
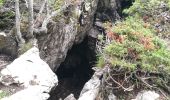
xmin=120 ymin=0 xmax=134 ymax=17
xmin=48 ymin=36 xmax=97 ymax=100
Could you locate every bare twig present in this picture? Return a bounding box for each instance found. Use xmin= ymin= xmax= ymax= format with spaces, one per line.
xmin=107 ymin=68 xmax=134 ymax=91
xmin=158 ymin=88 xmax=169 ymax=100
xmin=34 ymin=2 xmax=70 ymax=35
xmin=34 ymin=0 xmax=47 ymax=28
xmin=135 ymin=73 xmax=153 ymax=88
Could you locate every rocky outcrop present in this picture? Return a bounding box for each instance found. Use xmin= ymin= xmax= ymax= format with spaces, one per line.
xmin=0 ymin=32 xmax=17 ymax=57
xmin=95 ymin=0 xmax=122 ymax=22
xmin=0 ymin=47 xmax=58 ymax=100
xmin=37 ymin=0 xmax=99 ymax=71
xmin=78 ymin=67 xmax=106 ymax=100
xmin=79 ymin=67 xmax=160 ymax=100
xmin=64 ymin=94 xmax=76 ymax=100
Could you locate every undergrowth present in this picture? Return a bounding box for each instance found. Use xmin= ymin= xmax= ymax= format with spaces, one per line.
xmin=96 ymin=0 xmax=170 ymax=99
xmin=0 ymin=91 xmax=8 ymax=99
xmin=123 ymin=0 xmax=170 ymax=37
xmin=100 ymin=16 xmax=170 ymax=73
xmin=0 ymin=0 xmax=4 ymax=7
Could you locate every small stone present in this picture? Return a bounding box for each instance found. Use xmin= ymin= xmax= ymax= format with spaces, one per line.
xmin=134 ymin=91 xmax=159 ymax=100
xmin=108 ymin=93 xmax=117 ymax=100
xmin=64 ymin=94 xmax=76 ymax=100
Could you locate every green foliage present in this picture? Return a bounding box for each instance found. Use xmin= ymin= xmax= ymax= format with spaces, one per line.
xmin=53 ymin=0 xmax=64 ymax=10
xmin=0 ymin=10 xmax=15 ymax=29
xmin=0 ymin=91 xmax=8 ymax=99
xmin=18 ymin=42 xmax=33 ymax=55
xmin=96 ymin=0 xmax=170 ymax=98
xmin=123 ymin=0 xmax=170 ymax=36
xmin=0 ymin=0 xmax=4 ymax=7
xmin=96 ymin=56 xmax=105 ymax=68
xmin=97 ymin=16 xmax=170 ymax=73
xmin=123 ymin=0 xmax=169 ymax=16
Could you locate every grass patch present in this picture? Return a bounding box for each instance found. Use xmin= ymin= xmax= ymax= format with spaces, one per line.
xmin=0 ymin=91 xmax=8 ymax=99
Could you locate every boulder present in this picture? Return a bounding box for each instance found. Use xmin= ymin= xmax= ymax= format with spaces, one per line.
xmin=64 ymin=94 xmax=76 ymax=100
xmin=0 ymin=32 xmax=17 ymax=57
xmin=78 ymin=67 xmax=105 ymax=100
xmin=0 ymin=47 xmax=58 ymax=100
xmin=133 ymin=91 xmax=160 ymax=100
xmin=37 ymin=0 xmax=99 ymax=71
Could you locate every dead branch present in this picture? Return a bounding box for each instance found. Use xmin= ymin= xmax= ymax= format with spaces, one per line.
xmin=107 ymin=68 xmax=134 ymax=91
xmin=33 ymin=1 xmax=71 ymax=35
xmin=134 ymin=73 xmax=153 ymax=88
xmin=34 ymin=0 xmax=47 ymax=28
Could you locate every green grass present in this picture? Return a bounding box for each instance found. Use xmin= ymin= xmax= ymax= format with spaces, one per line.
xmin=0 ymin=91 xmax=8 ymax=99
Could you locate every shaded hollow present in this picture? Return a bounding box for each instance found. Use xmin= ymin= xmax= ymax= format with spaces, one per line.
xmin=48 ymin=36 xmax=97 ymax=100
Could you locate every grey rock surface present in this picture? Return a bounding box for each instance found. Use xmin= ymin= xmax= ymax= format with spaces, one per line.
xmin=37 ymin=0 xmax=99 ymax=71
xmin=0 ymin=47 xmax=58 ymax=100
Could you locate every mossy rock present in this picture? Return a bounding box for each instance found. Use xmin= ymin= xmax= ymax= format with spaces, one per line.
xmin=18 ymin=42 xmax=33 ymax=55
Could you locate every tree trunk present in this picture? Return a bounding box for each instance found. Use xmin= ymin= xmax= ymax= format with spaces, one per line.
xmin=28 ymin=0 xmax=34 ymax=39
xmin=15 ymin=0 xmax=25 ymax=45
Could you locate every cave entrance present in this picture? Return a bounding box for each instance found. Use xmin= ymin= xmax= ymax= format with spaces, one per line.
xmin=48 ymin=36 xmax=97 ymax=100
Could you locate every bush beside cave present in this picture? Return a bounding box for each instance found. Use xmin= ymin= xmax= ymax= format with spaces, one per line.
xmin=96 ymin=0 xmax=170 ymax=99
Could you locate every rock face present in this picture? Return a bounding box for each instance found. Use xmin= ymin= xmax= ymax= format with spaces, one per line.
xmin=78 ymin=67 xmax=107 ymax=100
xmin=37 ymin=0 xmax=99 ymax=71
xmin=0 ymin=32 xmax=17 ymax=57
xmin=96 ymin=0 xmax=122 ymax=22
xmin=64 ymin=94 xmax=76 ymax=100
xmin=0 ymin=47 xmax=58 ymax=100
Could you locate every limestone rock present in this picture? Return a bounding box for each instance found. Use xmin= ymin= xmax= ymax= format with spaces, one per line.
xmin=64 ymin=94 xmax=76 ymax=100
xmin=78 ymin=67 xmax=104 ymax=100
xmin=133 ymin=91 xmax=160 ymax=100
xmin=1 ymin=86 xmax=50 ymax=100
xmin=108 ymin=94 xmax=117 ymax=100
xmin=37 ymin=0 xmax=99 ymax=71
xmin=0 ymin=47 xmax=58 ymax=100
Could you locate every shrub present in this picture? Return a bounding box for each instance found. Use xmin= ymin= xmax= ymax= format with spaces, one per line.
xmin=98 ymin=15 xmax=170 ymax=73
xmin=96 ymin=15 xmax=170 ymax=98
xmin=0 ymin=0 xmax=4 ymax=7
xmin=96 ymin=0 xmax=170 ymax=99
xmin=123 ymin=0 xmax=170 ymax=37
xmin=0 ymin=91 xmax=8 ymax=99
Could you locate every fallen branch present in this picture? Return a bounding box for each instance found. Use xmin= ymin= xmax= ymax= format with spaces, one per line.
xmin=134 ymin=73 xmax=153 ymax=88
xmin=107 ymin=68 xmax=134 ymax=91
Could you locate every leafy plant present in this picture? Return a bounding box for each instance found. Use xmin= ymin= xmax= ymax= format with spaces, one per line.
xmin=98 ymin=16 xmax=170 ymax=73
xmin=0 ymin=91 xmax=8 ymax=99
xmin=0 ymin=0 xmax=4 ymax=7
xmin=96 ymin=0 xmax=170 ymax=99
xmin=123 ymin=0 xmax=170 ymax=37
